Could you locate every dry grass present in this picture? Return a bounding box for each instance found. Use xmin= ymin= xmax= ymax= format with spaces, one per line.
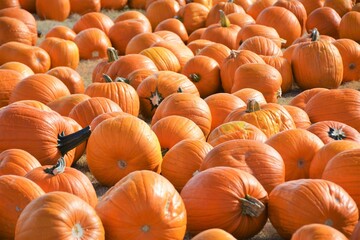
xmin=34 ymin=8 xmax=360 ymax=240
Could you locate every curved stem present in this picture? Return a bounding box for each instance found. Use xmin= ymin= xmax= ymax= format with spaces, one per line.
xmin=44 ymin=157 xmax=66 ymax=175
xmin=57 ymin=126 xmax=91 ymax=156
xmin=240 ymin=194 xmax=265 ymax=217
xmin=102 ymin=74 xmax=114 ymax=83
xmin=245 ymin=99 xmax=261 ymax=113
xmin=106 ymin=47 xmax=119 ymax=62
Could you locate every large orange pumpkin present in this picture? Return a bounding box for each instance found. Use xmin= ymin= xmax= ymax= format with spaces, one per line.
xmin=95 ymin=170 xmax=187 ymax=239
xmin=181 ymin=166 xmax=268 ymax=239
xmin=0 ymin=148 xmax=41 ymax=176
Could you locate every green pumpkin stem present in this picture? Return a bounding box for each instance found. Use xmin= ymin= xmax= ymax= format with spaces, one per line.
xmin=240 ymin=194 xmax=266 ymax=217
xmin=102 ymin=74 xmax=114 ymax=83
xmin=219 ymin=10 xmax=231 ymax=28
xmin=44 ymin=157 xmax=66 ymax=175
xmin=246 ymin=99 xmax=261 ymax=113
xmin=57 ymin=126 xmax=91 ymax=156
xmin=106 ymin=47 xmax=119 ymax=62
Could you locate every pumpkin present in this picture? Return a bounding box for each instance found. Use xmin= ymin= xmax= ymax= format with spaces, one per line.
xmin=68 ymin=96 xmax=122 ymax=128
xmin=339 ymin=11 xmax=360 ymax=41
xmin=246 ymin=0 xmax=276 ymax=19
xmin=101 ymin=0 xmax=127 ymax=9
xmin=125 ymin=32 xmax=163 ymax=55
xmin=86 ymin=114 xmax=162 ymax=187
xmin=187 ymin=27 xmax=206 ymax=43
xmin=145 ymin=0 xmax=181 ymax=30
xmin=200 ymin=139 xmax=285 ymax=193
xmin=154 ymin=29 xmax=184 ymax=44
xmin=139 ymin=46 xmax=181 ymax=73
xmin=351 ymin=221 xmax=360 ymax=240
xmin=45 ymin=25 xmax=77 ymax=41
xmin=306 ymin=120 xmax=360 ymax=144
xmin=62 ymin=116 xmax=87 ymax=163
xmin=201 ymin=10 xmax=241 ymax=50
xmin=332 ymin=38 xmax=360 ymax=82
xmin=126 ymin=68 xmax=157 ymax=90
xmin=220 ymin=49 xmax=265 ymax=93
xmin=181 ymin=166 xmax=268 ymax=239
xmin=0 ymin=69 xmax=23 ymax=108
xmin=69 ymin=0 xmax=101 ymax=15
xmin=291 ymin=223 xmax=348 ymax=240
xmin=161 ymin=139 xmax=212 ymax=192
xmin=108 ymin=18 xmax=152 ymax=55
xmin=36 ymin=0 xmax=70 ymax=21
xmin=305 ymin=88 xmax=360 ymax=132
xmin=238 ymin=35 xmax=283 ymax=57
xmin=91 ymin=47 xmax=118 ymax=83
xmin=74 ymin=28 xmax=112 ymax=60
xmin=204 ymin=93 xmax=246 ymax=132
xmin=9 ymin=73 xmax=71 ymax=105
xmin=0 ymin=0 xmax=20 ymax=9
xmin=46 ymin=93 xmax=91 ymax=116
xmin=261 ymin=55 xmax=293 ymax=94
xmin=205 ymin=0 xmax=245 ymax=27
xmin=0 ymin=16 xmax=35 ymax=46
xmin=265 ymin=128 xmax=324 ymax=181
xmin=39 ymin=37 xmax=80 ymax=69
xmin=175 ymin=2 xmax=209 ymax=35
xmin=305 ymin=7 xmax=341 ymax=39
xmin=289 ymin=87 xmax=329 ymax=110
xmin=224 ymin=99 xmax=296 ymax=138
xmin=291 ymin=28 xmax=343 ymax=90
xmin=0 ymin=41 xmax=51 ymax=73
xmin=0 ymin=148 xmax=41 ymax=176
xmin=231 ymin=88 xmax=267 ymax=105
xmin=309 ymin=140 xmax=360 ymax=179
xmin=154 ymin=18 xmax=188 ymax=43
xmin=151 ymin=115 xmax=206 ymax=155
xmin=231 ymin=63 xmax=283 ymax=103
xmin=0 ymin=61 xmax=34 ymax=79
xmin=207 ymin=121 xmax=268 ymax=147
xmin=236 ymin=23 xmax=283 ymax=48
xmin=273 ymin=0 xmax=308 ymax=34
xmin=181 ymin=55 xmax=221 ymax=98
xmin=72 ymin=11 xmax=114 ymax=35
xmin=0 ymin=175 xmax=44 ymax=240
xmin=151 ymin=92 xmax=212 ymax=137
xmin=256 ymin=6 xmax=302 ymax=47
xmin=85 ymin=75 xmax=139 ymax=116
xmin=268 ymin=179 xmax=359 ymax=239
xmin=298 ymin=0 xmax=324 ymax=16
xmin=136 ymin=70 xmax=199 ymax=120
xmin=25 ymin=157 xmax=98 ymax=207
xmin=15 ymin=191 xmax=104 ymax=239
xmin=0 ymin=7 xmax=37 ymax=45
xmin=322 ymin=148 xmax=360 ymax=210
xmin=0 ymin=103 xmax=91 ymax=166
xmin=323 ymin=0 xmax=353 ymax=17
xmin=282 ymin=105 xmax=311 ymax=129
xmin=196 ymin=42 xmax=231 ymax=69
xmin=89 ymin=111 xmax=125 ymax=130
xmin=227 ymin=12 xmax=256 ymax=28
xmin=19 ymin=0 xmax=35 ymax=11
xmin=46 ymin=66 xmax=84 ymax=94
xmin=106 ymin=53 xmax=158 ymax=80
xmin=191 ymin=228 xmax=236 ymax=240
xmin=95 ymin=170 xmax=187 ymax=239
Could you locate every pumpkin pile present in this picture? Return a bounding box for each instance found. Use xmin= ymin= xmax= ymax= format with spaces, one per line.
xmin=0 ymin=0 xmax=360 ymax=239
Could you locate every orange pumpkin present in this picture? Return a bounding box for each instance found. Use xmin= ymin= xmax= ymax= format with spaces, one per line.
xmin=201 ymin=139 xmax=285 ymax=193
xmin=0 ymin=69 xmax=23 ymax=108
xmin=196 ymin=42 xmax=231 ymax=69
xmin=175 ymin=2 xmax=209 ymax=35
xmin=45 ymin=25 xmax=77 ymax=41
xmin=333 ymin=38 xmax=360 ymax=82
xmin=15 ymin=191 xmax=105 ymax=239
xmin=291 ymin=223 xmax=348 ymax=240
xmin=86 ymin=114 xmax=162 ymax=187
xmin=282 ymin=105 xmax=311 ymax=129
xmin=181 ymin=167 xmax=268 ymax=239
xmin=46 ymin=66 xmax=84 ymax=94
xmin=161 ymin=139 xmax=212 ymax=192
xmin=39 ymin=37 xmax=79 ymax=69
xmin=191 ymin=228 xmax=236 ymax=240
xmin=0 ymin=16 xmax=35 ymax=46
xmin=47 ymin=93 xmax=91 ymax=117
xmin=236 ymin=23 xmax=283 ymax=48
xmin=36 ymin=0 xmax=70 ymax=21
xmin=268 ymin=179 xmax=359 ymax=239
xmin=95 ymin=170 xmax=187 ymax=239
xmin=0 ymin=148 xmax=41 ymax=176
xmin=72 ymin=11 xmax=114 ymax=35
xmin=339 ymin=11 xmax=360 ymax=42
xmin=91 ymin=47 xmax=118 ymax=83
xmin=305 ymin=7 xmax=341 ymax=39
xmin=0 ymin=61 xmax=34 ymax=78
xmin=69 ymin=0 xmax=101 ymax=15
xmin=145 ymin=0 xmax=181 ymax=30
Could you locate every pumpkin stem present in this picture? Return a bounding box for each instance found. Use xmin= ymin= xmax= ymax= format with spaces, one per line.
xmin=189 ymin=73 xmax=201 ymax=82
xmin=240 ymin=194 xmax=266 ymax=217
xmin=106 ymin=47 xmax=119 ymax=62
xmin=114 ymin=76 xmax=130 ymax=84
xmin=219 ymin=10 xmax=231 ymax=28
xmin=44 ymin=157 xmax=66 ymax=175
xmin=328 ymin=127 xmax=346 ymax=140
xmin=57 ymin=126 xmax=91 ymax=156
xmin=245 ymin=99 xmax=261 ymax=113
xmin=309 ymin=28 xmax=320 ymax=42
xmin=102 ymin=74 xmax=114 ymax=83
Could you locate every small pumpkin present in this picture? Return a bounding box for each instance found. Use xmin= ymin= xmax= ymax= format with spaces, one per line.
xmin=291 ymin=223 xmax=348 ymax=240
xmin=0 ymin=148 xmax=41 ymax=177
